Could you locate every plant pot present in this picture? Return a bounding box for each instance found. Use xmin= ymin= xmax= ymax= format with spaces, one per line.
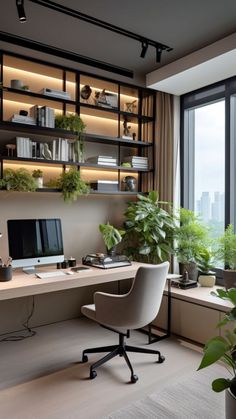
xmin=34 ymin=177 xmax=43 ymax=188
xmin=223 ymin=270 xmax=236 ymax=290
xmin=0 ymin=266 xmax=12 ymax=282
xmin=179 ymin=262 xmax=198 ymax=282
xmin=198 ymin=275 xmax=216 ymax=287
xmin=225 ymin=388 xmax=236 ymax=419
xmin=106 ymin=246 xmax=116 ymax=256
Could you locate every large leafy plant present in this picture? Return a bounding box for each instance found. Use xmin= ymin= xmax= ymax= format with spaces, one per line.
xmin=123 ymin=191 xmax=175 ymax=263
xmin=198 ymin=288 xmax=236 ymax=396
xmin=175 ymin=208 xmax=208 ymax=264
xmin=99 ymin=222 xmax=125 ymax=251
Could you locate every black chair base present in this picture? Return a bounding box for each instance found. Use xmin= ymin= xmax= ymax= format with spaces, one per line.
xmin=82 ymin=332 xmax=165 ymax=383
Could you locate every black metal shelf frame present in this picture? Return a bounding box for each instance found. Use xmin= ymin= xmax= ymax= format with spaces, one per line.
xmin=0 ymin=49 xmax=156 ymax=195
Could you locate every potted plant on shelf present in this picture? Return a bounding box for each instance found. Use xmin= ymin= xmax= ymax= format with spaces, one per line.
xmin=196 ymin=246 xmax=216 ymax=287
xmin=0 ymin=168 xmax=36 ymax=192
xmin=57 ymin=168 xmax=89 ymax=203
xmin=99 ymin=222 xmax=125 ymax=256
xmin=123 ymin=191 xmax=176 ymax=264
xmin=32 ymin=169 xmax=43 ymax=188
xmin=174 ymin=208 xmax=208 ymax=281
xmin=55 ymin=113 xmax=86 ymax=162
xmin=215 ymin=224 xmax=236 ymax=289
xmin=197 ymin=288 xmax=236 ymax=419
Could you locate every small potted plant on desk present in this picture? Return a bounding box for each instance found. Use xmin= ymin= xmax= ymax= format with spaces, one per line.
xmin=99 ymin=222 xmax=125 ymax=256
xmin=198 ymin=288 xmax=236 ymax=419
xmin=215 ymin=224 xmax=236 ymax=289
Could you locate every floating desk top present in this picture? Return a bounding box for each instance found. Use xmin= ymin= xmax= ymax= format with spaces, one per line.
xmin=0 ymin=262 xmax=143 ymax=301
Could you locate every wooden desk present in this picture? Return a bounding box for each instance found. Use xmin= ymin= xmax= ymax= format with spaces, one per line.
xmin=0 ymin=262 xmax=144 ymax=301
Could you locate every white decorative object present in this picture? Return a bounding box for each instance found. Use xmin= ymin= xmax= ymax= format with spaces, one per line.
xmin=198 ymin=275 xmax=216 ymax=287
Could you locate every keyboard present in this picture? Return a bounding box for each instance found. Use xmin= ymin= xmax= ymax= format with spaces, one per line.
xmin=36 ymin=271 xmax=67 ymax=279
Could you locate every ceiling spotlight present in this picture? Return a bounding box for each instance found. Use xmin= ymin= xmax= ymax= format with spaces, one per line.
xmin=16 ymin=0 xmax=27 ymax=23
xmin=140 ymin=41 xmax=148 ymax=58
xmin=156 ymin=46 xmax=162 ymax=63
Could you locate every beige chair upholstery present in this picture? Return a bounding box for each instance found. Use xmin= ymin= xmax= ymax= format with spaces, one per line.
xmin=81 ymin=262 xmax=169 ymax=383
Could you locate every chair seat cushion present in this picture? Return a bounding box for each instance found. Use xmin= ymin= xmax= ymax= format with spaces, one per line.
xmin=81 ymin=304 xmax=96 ymax=321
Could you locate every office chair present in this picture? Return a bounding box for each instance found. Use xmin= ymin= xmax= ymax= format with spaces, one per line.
xmin=81 ymin=262 xmax=169 ymax=383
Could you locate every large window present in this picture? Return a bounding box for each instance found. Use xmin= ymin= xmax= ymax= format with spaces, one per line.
xmin=181 ymin=78 xmax=236 ymax=237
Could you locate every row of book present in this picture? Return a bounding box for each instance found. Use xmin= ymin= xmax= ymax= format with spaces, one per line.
xmin=122 ymin=156 xmax=148 ymax=169
xmin=30 ymin=106 xmax=55 ymax=128
xmin=15 ymin=137 xmax=76 ymax=161
xmin=85 ymin=155 xmax=118 ymax=166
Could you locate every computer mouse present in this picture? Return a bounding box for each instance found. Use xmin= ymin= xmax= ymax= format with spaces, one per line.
xmin=66 ymin=271 xmax=74 ymax=275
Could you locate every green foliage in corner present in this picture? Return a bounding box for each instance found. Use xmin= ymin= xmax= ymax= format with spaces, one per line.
xmin=123 ymin=191 xmax=176 ymax=263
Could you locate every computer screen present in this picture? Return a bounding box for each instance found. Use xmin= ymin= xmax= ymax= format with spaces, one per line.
xmin=7 ymin=218 xmax=64 ymax=273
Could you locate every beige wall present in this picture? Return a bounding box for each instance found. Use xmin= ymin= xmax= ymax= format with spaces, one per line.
xmin=0 ymin=192 xmax=133 ymax=334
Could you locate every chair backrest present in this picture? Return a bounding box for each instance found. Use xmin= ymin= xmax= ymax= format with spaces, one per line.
xmin=96 ymin=262 xmax=169 ymax=330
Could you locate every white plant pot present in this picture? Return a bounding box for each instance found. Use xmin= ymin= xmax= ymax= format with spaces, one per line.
xmin=225 ymin=388 xmax=236 ymax=419
xmin=198 ymin=275 xmax=216 ymax=287
xmin=34 ymin=177 xmax=43 ymax=188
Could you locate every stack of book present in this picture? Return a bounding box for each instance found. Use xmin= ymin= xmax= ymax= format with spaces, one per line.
xmin=30 ymin=106 xmax=55 ymax=128
xmin=85 ymin=155 xmax=117 ymax=166
xmin=90 ymin=180 xmax=119 ymax=192
xmin=11 ymin=114 xmax=36 ymax=125
xmin=122 ymin=156 xmax=148 ymax=169
xmin=40 ymin=88 xmax=71 ymax=100
xmin=15 ymin=137 xmax=72 ymax=161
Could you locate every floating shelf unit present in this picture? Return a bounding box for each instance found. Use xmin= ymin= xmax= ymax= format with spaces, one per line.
xmin=0 ymin=50 xmax=155 ymax=195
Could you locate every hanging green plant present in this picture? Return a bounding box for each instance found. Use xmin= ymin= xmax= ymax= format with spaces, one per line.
xmin=0 ymin=168 xmax=36 ymax=192
xmin=57 ymin=168 xmax=90 ymax=203
xmin=55 ymin=113 xmax=86 ymax=163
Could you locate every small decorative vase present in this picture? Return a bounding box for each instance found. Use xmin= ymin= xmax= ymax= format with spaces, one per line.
xmin=225 ymin=388 xmax=236 ymax=419
xmin=34 ymin=177 xmax=43 ymax=188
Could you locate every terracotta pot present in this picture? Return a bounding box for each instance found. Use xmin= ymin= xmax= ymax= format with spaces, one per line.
xmin=223 ymin=270 xmax=236 ymax=290
xmin=225 ymin=388 xmax=236 ymax=419
xmin=179 ymin=262 xmax=198 ymax=282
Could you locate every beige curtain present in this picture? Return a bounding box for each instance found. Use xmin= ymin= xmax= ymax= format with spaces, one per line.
xmin=154 ymin=92 xmax=174 ymax=202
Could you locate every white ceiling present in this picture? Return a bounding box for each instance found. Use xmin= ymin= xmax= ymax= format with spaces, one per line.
xmin=0 ymin=1 xmax=236 ymax=89
xmin=147 ymin=33 xmax=236 ymax=95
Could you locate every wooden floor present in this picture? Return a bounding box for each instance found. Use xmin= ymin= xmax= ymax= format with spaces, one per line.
xmin=0 ymin=318 xmax=203 ymax=419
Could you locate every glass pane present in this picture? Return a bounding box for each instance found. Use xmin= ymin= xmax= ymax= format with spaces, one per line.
xmin=193 ymin=100 xmax=225 ymax=238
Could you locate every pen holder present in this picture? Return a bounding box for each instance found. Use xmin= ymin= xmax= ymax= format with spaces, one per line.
xmin=0 ymin=265 xmax=12 ymax=282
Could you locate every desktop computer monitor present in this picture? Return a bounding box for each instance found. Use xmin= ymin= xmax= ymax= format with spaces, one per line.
xmin=7 ymin=218 xmax=64 ymax=273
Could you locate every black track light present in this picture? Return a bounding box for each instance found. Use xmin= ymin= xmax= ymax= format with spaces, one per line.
xmin=16 ymin=0 xmax=27 ymax=23
xmin=140 ymin=41 xmax=148 ymax=58
xmin=156 ymin=46 xmax=162 ymax=63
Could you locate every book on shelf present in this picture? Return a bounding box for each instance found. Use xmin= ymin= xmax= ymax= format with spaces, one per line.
xmin=30 ymin=105 xmax=55 ymax=128
xmin=90 ymin=180 xmax=119 ymax=191
xmin=40 ymin=88 xmax=71 ymax=100
xmin=11 ymin=114 xmax=36 ymax=125
xmin=86 ymin=156 xmax=117 ymax=166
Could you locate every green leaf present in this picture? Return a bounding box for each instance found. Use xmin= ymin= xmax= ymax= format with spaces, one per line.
xmin=139 ymin=245 xmax=151 ymax=255
xmin=198 ymin=338 xmax=229 ymax=370
xmin=148 ymin=190 xmax=159 ymax=203
xmin=228 ymin=289 xmax=236 ymax=305
xmin=212 ymin=378 xmax=231 ymax=392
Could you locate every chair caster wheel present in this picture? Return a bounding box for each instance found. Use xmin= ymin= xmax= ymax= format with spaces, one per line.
xmin=157 ymin=355 xmax=165 ymax=363
xmin=90 ymin=370 xmax=97 ymax=379
xmin=131 ymin=374 xmax=138 ymax=383
xmin=82 ymin=355 xmax=88 ymax=363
